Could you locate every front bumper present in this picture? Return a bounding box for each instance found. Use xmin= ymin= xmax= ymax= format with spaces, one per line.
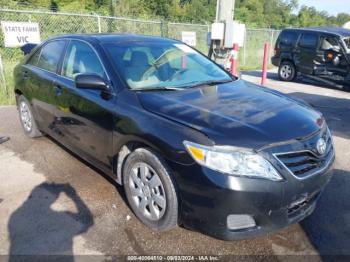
xmin=170 ymin=159 xmax=334 ymax=240
xmin=169 ymin=124 xmax=335 ymax=240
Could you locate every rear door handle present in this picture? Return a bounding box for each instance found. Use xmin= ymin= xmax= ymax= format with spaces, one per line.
xmin=54 ymin=84 xmax=63 ymax=96
xmin=22 ymin=70 xmax=28 ymax=79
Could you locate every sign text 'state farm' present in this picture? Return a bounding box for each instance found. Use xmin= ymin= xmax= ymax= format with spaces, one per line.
xmin=1 ymin=21 xmax=41 ymax=47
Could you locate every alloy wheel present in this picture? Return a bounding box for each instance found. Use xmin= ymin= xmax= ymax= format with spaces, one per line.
xmin=20 ymin=101 xmax=32 ymax=132
xmin=280 ymin=64 xmax=292 ymax=80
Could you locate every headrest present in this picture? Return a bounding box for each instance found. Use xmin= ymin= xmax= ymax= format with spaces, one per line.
xmin=130 ymin=51 xmax=149 ymax=66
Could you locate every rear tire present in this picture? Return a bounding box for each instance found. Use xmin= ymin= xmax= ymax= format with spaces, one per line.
xmin=17 ymin=95 xmax=42 ymax=138
xmin=278 ymin=61 xmax=296 ymax=82
xmin=123 ymin=148 xmax=178 ymax=231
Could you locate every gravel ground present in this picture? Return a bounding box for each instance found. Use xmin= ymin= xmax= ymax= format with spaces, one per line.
xmin=0 ymin=70 xmax=349 ymax=261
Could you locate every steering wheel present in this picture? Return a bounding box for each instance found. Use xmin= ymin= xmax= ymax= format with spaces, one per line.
xmin=169 ymin=69 xmax=188 ymax=81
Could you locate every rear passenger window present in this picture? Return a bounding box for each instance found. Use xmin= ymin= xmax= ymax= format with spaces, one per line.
xmin=36 ymin=41 xmax=65 ymax=72
xmin=299 ymin=33 xmax=318 ymax=48
xmin=27 ymin=49 xmax=41 ymax=66
xmin=279 ymin=31 xmax=298 ymax=47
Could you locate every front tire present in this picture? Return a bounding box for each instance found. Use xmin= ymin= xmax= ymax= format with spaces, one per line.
xmin=123 ymin=148 xmax=178 ymax=231
xmin=17 ymin=95 xmax=42 ymax=138
xmin=278 ymin=61 xmax=296 ymax=81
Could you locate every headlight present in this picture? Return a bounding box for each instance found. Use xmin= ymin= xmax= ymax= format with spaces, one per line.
xmin=184 ymin=141 xmax=283 ymax=181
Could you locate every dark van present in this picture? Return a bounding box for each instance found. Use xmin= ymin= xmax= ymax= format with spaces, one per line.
xmin=272 ymin=27 xmax=350 ymax=90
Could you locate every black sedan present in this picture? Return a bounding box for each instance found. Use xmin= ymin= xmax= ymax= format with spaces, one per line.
xmin=13 ymin=34 xmax=335 ymax=240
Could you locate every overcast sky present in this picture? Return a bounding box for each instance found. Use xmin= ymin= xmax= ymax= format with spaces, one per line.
xmin=298 ymin=0 xmax=350 ymax=15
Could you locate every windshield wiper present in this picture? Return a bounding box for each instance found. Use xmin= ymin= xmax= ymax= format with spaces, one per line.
xmin=132 ymin=86 xmax=186 ymax=91
xmin=184 ymin=79 xmax=233 ymax=88
xmin=131 ymin=79 xmax=232 ymax=91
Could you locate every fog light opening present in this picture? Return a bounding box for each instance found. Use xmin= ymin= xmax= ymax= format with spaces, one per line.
xmin=227 ymin=214 xmax=256 ymax=231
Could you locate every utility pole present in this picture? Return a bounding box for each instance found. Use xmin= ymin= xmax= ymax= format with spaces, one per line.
xmin=215 ymin=0 xmax=235 ymax=23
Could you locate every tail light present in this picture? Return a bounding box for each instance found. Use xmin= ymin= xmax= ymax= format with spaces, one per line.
xmin=274 ymin=47 xmax=280 ymax=56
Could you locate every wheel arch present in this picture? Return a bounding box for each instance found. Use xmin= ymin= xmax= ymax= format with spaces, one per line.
xmin=280 ymin=58 xmax=295 ymax=66
xmin=14 ymin=89 xmax=23 ymax=106
xmin=113 ymin=138 xmax=166 ymax=185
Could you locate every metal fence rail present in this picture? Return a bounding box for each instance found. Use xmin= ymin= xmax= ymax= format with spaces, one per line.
xmin=0 ymin=8 xmax=281 ymax=104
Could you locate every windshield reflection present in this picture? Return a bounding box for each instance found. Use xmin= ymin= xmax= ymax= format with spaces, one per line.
xmin=103 ymin=41 xmax=232 ymax=90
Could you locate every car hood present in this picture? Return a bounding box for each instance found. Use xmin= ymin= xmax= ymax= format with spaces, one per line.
xmin=137 ymin=80 xmax=323 ymax=149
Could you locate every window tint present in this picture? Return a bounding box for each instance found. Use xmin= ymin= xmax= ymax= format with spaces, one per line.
xmin=279 ymin=31 xmax=299 ymax=47
xmin=62 ymin=40 xmax=105 ymax=79
xmin=36 ymin=41 xmax=65 ymax=72
xmin=27 ymin=49 xmax=41 ymax=66
xmin=299 ymin=33 xmax=318 ymax=48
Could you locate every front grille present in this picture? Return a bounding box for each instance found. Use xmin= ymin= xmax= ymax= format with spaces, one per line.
xmin=275 ymin=130 xmax=334 ymax=179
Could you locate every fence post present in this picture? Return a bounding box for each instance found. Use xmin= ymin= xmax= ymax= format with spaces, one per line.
xmin=270 ymin=30 xmax=274 ymax=47
xmin=160 ymin=20 xmax=164 ymax=37
xmin=0 ymin=54 xmax=7 ymax=94
xmin=96 ymin=15 xmax=101 ymax=33
xmin=243 ymin=30 xmax=247 ymax=66
xmin=269 ymin=30 xmax=274 ymax=66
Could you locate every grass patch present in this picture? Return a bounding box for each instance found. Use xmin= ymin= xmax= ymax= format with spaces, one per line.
xmin=0 ymin=59 xmax=17 ymax=105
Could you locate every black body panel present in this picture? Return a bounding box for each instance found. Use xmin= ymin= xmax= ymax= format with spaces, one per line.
xmin=13 ymin=33 xmax=335 ymax=240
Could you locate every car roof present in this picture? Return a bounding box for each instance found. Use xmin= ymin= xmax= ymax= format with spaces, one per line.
xmin=282 ymin=27 xmax=350 ymax=37
xmin=48 ymin=33 xmax=180 ymax=44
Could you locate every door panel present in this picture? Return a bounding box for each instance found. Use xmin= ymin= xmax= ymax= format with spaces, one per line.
xmin=53 ymin=40 xmax=114 ymax=171
xmin=23 ymin=40 xmax=66 ymax=132
xmin=294 ymin=33 xmax=319 ymax=74
xmin=24 ymin=65 xmax=58 ymax=132
xmin=53 ymin=77 xmax=115 ymax=171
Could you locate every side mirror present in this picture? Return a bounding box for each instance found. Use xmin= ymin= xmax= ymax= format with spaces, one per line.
xmin=75 ymin=74 xmax=108 ymax=90
xmin=20 ymin=43 xmax=38 ymax=55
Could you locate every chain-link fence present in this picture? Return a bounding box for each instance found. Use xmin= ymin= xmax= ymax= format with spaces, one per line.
xmin=0 ymin=8 xmax=281 ymax=104
xmin=0 ymin=9 xmax=164 ymax=60
xmin=240 ymin=28 xmax=280 ymax=69
xmin=167 ymin=22 xmax=210 ymax=54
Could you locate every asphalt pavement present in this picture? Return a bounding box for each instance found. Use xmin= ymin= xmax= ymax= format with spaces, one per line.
xmin=0 ymin=70 xmax=349 ymax=260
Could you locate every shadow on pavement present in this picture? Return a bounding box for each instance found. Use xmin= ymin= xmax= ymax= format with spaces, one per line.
xmin=8 ymin=182 xmax=94 ymax=262
xmin=242 ymin=70 xmax=279 ymax=80
xmin=45 ymin=135 xmax=128 ymax=204
xmin=243 ymin=70 xmax=348 ymax=92
xmin=301 ymin=169 xmax=350 ymax=257
xmin=288 ymin=92 xmax=350 ymax=140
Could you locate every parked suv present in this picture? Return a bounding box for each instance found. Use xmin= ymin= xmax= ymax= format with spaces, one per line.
xmin=14 ymin=34 xmax=334 ymax=240
xmin=272 ymin=27 xmax=350 ymax=90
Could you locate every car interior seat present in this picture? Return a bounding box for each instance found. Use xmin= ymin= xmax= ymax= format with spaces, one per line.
xmin=124 ymin=51 xmax=150 ymax=82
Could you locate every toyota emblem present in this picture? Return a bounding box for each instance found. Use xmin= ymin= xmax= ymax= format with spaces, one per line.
xmin=316 ymin=138 xmax=327 ymax=155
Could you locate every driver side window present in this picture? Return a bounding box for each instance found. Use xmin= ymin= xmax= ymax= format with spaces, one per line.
xmin=62 ymin=40 xmax=106 ymax=79
xmin=320 ymin=36 xmax=340 ymax=51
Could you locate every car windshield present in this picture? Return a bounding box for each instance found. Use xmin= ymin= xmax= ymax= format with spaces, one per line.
xmin=103 ymin=41 xmax=233 ymax=90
